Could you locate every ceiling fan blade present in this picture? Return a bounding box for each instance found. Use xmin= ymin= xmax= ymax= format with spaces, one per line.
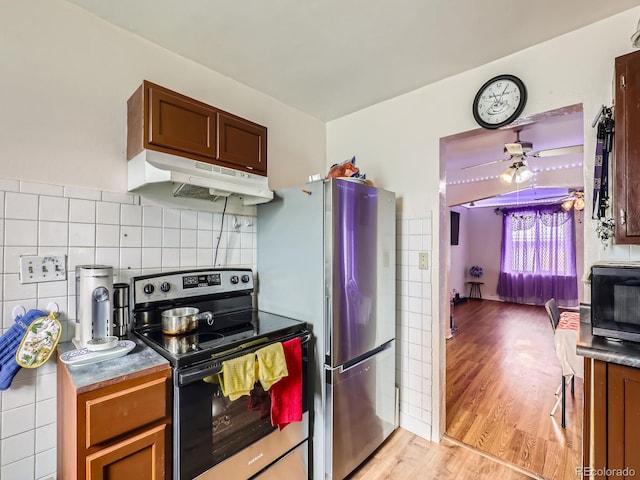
xmin=532 ymin=145 xmax=583 ymax=158
xmin=460 ymin=159 xmax=504 ymax=171
xmin=505 ymin=143 xmax=524 ymax=156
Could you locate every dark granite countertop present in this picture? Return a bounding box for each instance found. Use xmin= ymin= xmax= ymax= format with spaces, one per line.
xmin=57 ymin=336 xmax=170 ymax=393
xmin=576 ymin=304 xmax=640 ymax=369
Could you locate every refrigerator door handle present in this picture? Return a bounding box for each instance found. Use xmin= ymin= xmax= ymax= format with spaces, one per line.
xmin=337 ymin=340 xmax=393 ymax=374
xmin=325 ymin=295 xmax=331 ymax=358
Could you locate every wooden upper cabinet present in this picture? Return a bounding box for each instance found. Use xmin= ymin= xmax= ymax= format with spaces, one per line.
xmin=614 ymin=50 xmax=640 ymax=243
xmin=127 ymin=80 xmax=267 ymax=176
xmin=148 ymin=85 xmax=217 ymax=159
xmin=218 ymin=111 xmax=267 ymax=173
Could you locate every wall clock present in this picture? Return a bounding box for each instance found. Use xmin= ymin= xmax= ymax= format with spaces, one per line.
xmin=472 ymin=74 xmax=527 ymax=129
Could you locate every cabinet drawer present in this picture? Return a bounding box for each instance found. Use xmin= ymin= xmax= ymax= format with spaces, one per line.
xmin=85 ymin=376 xmax=167 ymax=448
xmin=86 ymin=423 xmax=166 ymax=480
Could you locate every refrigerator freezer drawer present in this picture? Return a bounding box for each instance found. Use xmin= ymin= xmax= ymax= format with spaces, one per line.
xmin=325 ymin=340 xmax=396 ymax=479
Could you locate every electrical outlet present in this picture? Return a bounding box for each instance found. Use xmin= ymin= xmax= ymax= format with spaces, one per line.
xmin=418 ymin=252 xmax=428 ymax=270
xmin=19 ymin=254 xmax=67 ymax=283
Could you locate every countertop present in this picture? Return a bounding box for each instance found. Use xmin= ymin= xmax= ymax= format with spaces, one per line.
xmin=57 ymin=336 xmax=170 ymax=394
xmin=577 ymin=304 xmax=640 ymax=369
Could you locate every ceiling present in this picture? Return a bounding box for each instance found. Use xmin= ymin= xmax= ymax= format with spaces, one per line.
xmin=64 ymin=0 xmax=640 ymax=121
xmin=444 ymin=105 xmax=586 ymax=206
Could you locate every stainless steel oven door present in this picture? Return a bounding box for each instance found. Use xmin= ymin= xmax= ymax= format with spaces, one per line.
xmin=174 ymin=335 xmax=309 ymax=480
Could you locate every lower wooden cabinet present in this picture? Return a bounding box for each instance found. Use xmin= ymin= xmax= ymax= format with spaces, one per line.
xmin=583 ymin=358 xmax=640 ymax=479
xmin=86 ymin=424 xmax=167 ymax=480
xmin=57 ymin=361 xmax=172 ymax=480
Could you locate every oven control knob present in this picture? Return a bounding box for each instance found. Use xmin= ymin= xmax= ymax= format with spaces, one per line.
xmin=230 ymin=275 xmax=239 ymax=284
xmin=160 ymin=282 xmax=171 ymax=293
xmin=241 ymin=274 xmax=250 ymax=283
xmin=143 ymin=283 xmax=155 ymax=295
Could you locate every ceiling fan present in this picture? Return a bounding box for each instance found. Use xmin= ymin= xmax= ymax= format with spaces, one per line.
xmin=461 ymin=128 xmax=584 ymax=174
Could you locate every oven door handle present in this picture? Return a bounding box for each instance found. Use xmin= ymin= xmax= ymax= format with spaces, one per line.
xmin=177 ymin=331 xmax=311 ymax=387
xmin=178 ymin=365 xmax=224 ymax=386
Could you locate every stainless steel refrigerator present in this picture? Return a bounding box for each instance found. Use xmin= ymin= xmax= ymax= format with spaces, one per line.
xmin=257 ymin=178 xmax=397 ymax=480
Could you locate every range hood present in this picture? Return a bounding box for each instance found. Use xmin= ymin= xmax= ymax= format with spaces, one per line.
xmin=128 ymin=150 xmax=273 ymax=206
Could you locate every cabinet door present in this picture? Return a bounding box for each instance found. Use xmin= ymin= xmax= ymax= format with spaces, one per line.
xmin=614 ymin=50 xmax=640 ymax=243
xmin=86 ymin=424 xmax=167 ymax=480
xmin=607 ymin=363 xmax=640 ymax=476
xmin=217 ymin=111 xmax=267 ymax=175
xmin=147 ymin=83 xmax=218 ymax=159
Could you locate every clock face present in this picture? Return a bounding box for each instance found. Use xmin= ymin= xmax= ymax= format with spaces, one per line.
xmin=473 ymin=75 xmax=527 ymax=129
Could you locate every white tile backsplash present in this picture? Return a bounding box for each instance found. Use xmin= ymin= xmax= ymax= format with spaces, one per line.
xmin=1 ymin=404 xmax=36 ymax=438
xmin=5 ymin=219 xmax=38 ymax=247
xmin=96 ymin=224 xmax=120 ymax=247
xmin=1 ymin=455 xmax=35 ymax=480
xmin=68 ymin=223 xmax=95 ymax=247
xmin=35 ymin=424 xmax=56 ymax=453
xmin=1 ymin=379 xmax=35 ymax=410
xmin=38 ymin=195 xmax=69 ymax=223
xmin=163 ymin=228 xmax=180 ymax=248
xmin=163 ymin=208 xmax=180 ymax=228
xmin=96 ymin=201 xmax=120 ymax=225
xmin=181 ymin=229 xmax=197 ymax=248
xmin=5 ymin=192 xmax=38 ymax=221
xmin=121 ymin=204 xmax=142 ymax=226
xmin=38 ymin=221 xmax=69 ymax=247
xmin=68 ymin=199 xmax=96 ymax=223
xmin=35 ymin=447 xmax=56 ymax=479
xmin=197 ymin=211 xmax=213 ymax=230
xmin=121 ymin=225 xmax=142 ymax=247
xmin=35 ymin=398 xmax=56 ymax=428
xmin=0 ymin=178 xmax=258 ymax=474
xmin=143 ymin=206 xmax=162 ymax=227
xmin=181 ymin=210 xmax=198 ymax=229
xmin=197 ymin=230 xmax=213 ymax=248
xmin=1 ymin=430 xmax=35 ymax=465
xmin=142 ymin=227 xmax=162 ymax=248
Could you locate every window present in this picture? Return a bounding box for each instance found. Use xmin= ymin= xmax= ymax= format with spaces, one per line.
xmin=497 ymin=204 xmax=578 ymax=307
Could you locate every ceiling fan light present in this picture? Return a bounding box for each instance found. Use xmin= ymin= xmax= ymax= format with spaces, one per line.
xmin=561 ymin=199 xmax=574 ymax=211
xmin=574 ymin=197 xmax=585 ymax=211
xmin=514 ymin=165 xmax=534 ymax=183
xmin=500 ymin=167 xmax=515 ymax=183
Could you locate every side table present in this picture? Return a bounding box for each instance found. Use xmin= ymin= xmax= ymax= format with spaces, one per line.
xmin=466 ymin=281 xmax=484 ymax=300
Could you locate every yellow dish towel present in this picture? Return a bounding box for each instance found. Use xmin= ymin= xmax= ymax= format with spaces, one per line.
xmin=256 ymin=342 xmax=288 ymax=391
xmin=219 ymin=352 xmax=256 ymax=400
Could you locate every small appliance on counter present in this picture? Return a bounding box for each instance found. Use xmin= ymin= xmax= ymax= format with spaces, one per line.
xmin=591 ymin=262 xmax=640 ymax=342
xmin=112 ymin=282 xmax=130 ymax=338
xmin=73 ymin=265 xmax=117 ymax=350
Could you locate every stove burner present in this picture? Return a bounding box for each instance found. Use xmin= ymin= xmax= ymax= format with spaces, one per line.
xmin=162 ymin=333 xmax=224 ymax=355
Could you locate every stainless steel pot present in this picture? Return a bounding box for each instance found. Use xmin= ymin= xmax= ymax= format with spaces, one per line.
xmin=161 ymin=307 xmax=213 ymax=335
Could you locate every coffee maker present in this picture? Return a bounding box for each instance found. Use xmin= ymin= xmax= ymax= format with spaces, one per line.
xmin=73 ymin=265 xmax=116 ymax=350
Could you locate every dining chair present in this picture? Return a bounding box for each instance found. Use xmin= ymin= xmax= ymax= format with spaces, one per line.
xmin=545 ymin=298 xmax=574 ymax=428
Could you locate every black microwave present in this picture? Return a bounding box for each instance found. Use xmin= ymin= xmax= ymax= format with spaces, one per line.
xmin=591 ymin=264 xmax=640 ymax=342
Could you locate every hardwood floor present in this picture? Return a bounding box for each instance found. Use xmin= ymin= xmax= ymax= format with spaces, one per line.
xmin=446 ymin=300 xmax=582 ymax=479
xmin=348 ymin=428 xmax=539 ymax=480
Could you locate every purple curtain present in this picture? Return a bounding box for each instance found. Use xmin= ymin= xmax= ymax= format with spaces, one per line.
xmin=497 ymin=203 xmax=578 ymax=307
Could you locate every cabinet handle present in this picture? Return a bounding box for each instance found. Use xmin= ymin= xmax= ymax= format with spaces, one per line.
xmin=620 ymin=209 xmax=627 ymax=226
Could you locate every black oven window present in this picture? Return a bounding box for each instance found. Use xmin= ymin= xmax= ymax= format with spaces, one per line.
xmin=178 ymin=379 xmax=276 ymax=479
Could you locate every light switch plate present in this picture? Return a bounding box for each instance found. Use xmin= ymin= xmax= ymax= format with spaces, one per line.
xmin=418 ymin=252 xmax=428 ymax=270
xmin=19 ymin=254 xmax=67 ymax=283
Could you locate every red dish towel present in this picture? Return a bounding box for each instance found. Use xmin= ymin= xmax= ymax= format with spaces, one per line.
xmin=270 ymin=337 xmax=302 ymax=430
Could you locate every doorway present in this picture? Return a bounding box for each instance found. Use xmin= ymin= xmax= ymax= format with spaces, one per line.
xmin=439 ymin=104 xmax=585 ymax=477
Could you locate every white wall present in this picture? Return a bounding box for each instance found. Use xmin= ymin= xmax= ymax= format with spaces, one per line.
xmin=0 ymin=0 xmax=326 ymax=196
xmin=327 ymin=7 xmax=640 ymax=441
xmin=0 ymin=1 xmax=327 ymax=478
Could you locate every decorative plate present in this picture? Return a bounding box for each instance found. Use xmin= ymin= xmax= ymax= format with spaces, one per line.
xmin=59 ymin=340 xmax=136 ymax=368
